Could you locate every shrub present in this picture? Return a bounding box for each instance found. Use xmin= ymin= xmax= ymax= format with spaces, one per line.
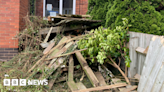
xmin=89 ymin=0 xmax=164 ymax=35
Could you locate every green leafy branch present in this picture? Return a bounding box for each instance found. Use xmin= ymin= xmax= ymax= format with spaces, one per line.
xmin=78 ymin=18 xmax=131 ymax=84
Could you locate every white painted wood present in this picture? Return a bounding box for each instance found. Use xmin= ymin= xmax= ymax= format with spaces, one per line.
xmin=73 ymin=0 xmax=76 ymax=14
xmin=43 ymin=0 xmax=46 ymax=17
xmin=138 ymin=38 xmax=163 ymax=92
xmin=59 ymin=0 xmax=63 ymax=14
xmin=143 ymin=45 xmax=164 ymax=92
xmin=151 ymin=63 xmax=164 ymax=92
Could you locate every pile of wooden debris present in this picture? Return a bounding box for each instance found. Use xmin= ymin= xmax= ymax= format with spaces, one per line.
xmin=0 ymin=16 xmax=138 ymax=92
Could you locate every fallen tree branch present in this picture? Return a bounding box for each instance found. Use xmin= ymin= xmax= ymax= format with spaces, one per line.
xmin=108 ymin=56 xmax=130 ymax=85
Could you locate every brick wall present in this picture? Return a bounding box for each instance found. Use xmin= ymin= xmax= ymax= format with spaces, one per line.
xmin=36 ymin=0 xmax=43 ymax=17
xmin=76 ymin=0 xmax=88 ymax=15
xmin=0 ymin=0 xmax=20 ymax=61
xmin=0 ymin=48 xmax=18 ymax=61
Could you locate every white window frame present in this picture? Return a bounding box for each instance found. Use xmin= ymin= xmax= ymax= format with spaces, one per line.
xmin=43 ymin=0 xmax=76 ymax=17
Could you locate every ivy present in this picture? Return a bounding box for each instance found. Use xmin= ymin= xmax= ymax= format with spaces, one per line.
xmin=78 ymin=18 xmax=131 ymax=67
xmin=30 ymin=0 xmax=36 ymax=15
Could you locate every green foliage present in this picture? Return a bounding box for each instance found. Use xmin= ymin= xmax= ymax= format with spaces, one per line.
xmin=78 ymin=18 xmax=131 ymax=67
xmin=30 ymin=0 xmax=36 ymax=15
xmin=88 ymin=0 xmax=112 ymax=26
xmin=89 ymin=0 xmax=164 ymax=35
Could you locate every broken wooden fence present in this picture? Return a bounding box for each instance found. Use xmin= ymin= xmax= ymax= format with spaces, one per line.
xmin=138 ymin=36 xmax=164 ymax=92
xmin=128 ymin=32 xmax=155 ymax=78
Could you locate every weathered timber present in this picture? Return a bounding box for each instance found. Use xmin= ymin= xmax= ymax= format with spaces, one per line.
xmin=75 ymin=51 xmax=99 ymax=87
xmin=48 ymin=68 xmax=62 ymax=90
xmin=68 ymin=55 xmax=74 ymax=81
xmin=48 ymin=41 xmax=74 ymax=67
xmin=75 ymin=51 xmax=88 ymax=68
xmin=128 ymin=32 xmax=155 ymax=78
xmin=76 ymin=82 xmax=88 ymax=91
xmin=46 ymin=48 xmax=87 ymax=60
xmin=43 ymin=37 xmax=57 ymax=54
xmin=40 ymin=26 xmax=89 ymax=35
xmin=121 ymin=85 xmax=137 ymax=92
xmin=135 ymin=46 xmax=148 ymax=55
xmin=67 ymin=81 xmax=78 ymax=91
xmin=138 ymin=36 xmax=164 ymax=92
xmin=112 ymin=78 xmax=126 ymax=91
xmin=94 ymin=72 xmax=106 ymax=86
xmin=40 ymin=27 xmax=53 ymax=48
xmin=73 ymin=83 xmax=127 ymax=92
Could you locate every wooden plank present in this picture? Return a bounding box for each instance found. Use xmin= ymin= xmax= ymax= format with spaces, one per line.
xmin=49 ymin=36 xmax=69 ymax=57
xmin=68 ymin=55 xmax=74 ymax=81
xmin=135 ymin=47 xmax=147 ymax=55
xmin=143 ymin=39 xmax=164 ymax=92
xmin=128 ymin=32 xmax=139 ymax=78
xmin=121 ymin=85 xmax=137 ymax=92
xmin=75 ymin=51 xmax=88 ymax=68
xmin=112 ymin=78 xmax=126 ymax=91
xmin=45 ymin=48 xmax=87 ymax=61
xmin=138 ymin=33 xmax=145 ymax=75
xmin=138 ymin=37 xmax=164 ymax=92
xmin=39 ymin=57 xmax=66 ymax=79
xmin=84 ymin=66 xmax=99 ymax=87
xmin=75 ymin=51 xmax=99 ymax=87
xmin=94 ymin=72 xmax=106 ymax=86
xmin=43 ymin=27 xmax=53 ymax=43
xmin=128 ymin=32 xmax=155 ymax=78
xmin=151 ymin=63 xmax=164 ymax=92
xmin=67 ymin=81 xmax=78 ymax=91
xmin=134 ymin=74 xmax=140 ymax=80
xmin=49 ymin=16 xmax=102 ymax=22
xmin=48 ymin=41 xmax=74 ymax=67
xmin=40 ymin=26 xmax=90 ymax=34
xmin=40 ymin=27 xmax=53 ymax=48
xmin=143 ymin=46 xmax=149 ymax=54
xmin=48 ymin=68 xmax=62 ymax=90
xmin=76 ymin=82 xmax=88 ymax=91
xmin=73 ymin=83 xmax=127 ymax=92
xmin=43 ymin=41 xmax=56 ymax=54
xmin=160 ymin=82 xmax=164 ymax=92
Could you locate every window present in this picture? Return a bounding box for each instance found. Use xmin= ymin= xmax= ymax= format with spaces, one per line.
xmin=43 ymin=0 xmax=76 ymax=17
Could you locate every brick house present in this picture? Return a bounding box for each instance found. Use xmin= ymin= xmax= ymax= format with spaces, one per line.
xmin=0 ymin=0 xmax=88 ymax=61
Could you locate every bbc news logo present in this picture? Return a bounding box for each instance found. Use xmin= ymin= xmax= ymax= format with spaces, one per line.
xmin=3 ymin=79 xmax=48 ymax=86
